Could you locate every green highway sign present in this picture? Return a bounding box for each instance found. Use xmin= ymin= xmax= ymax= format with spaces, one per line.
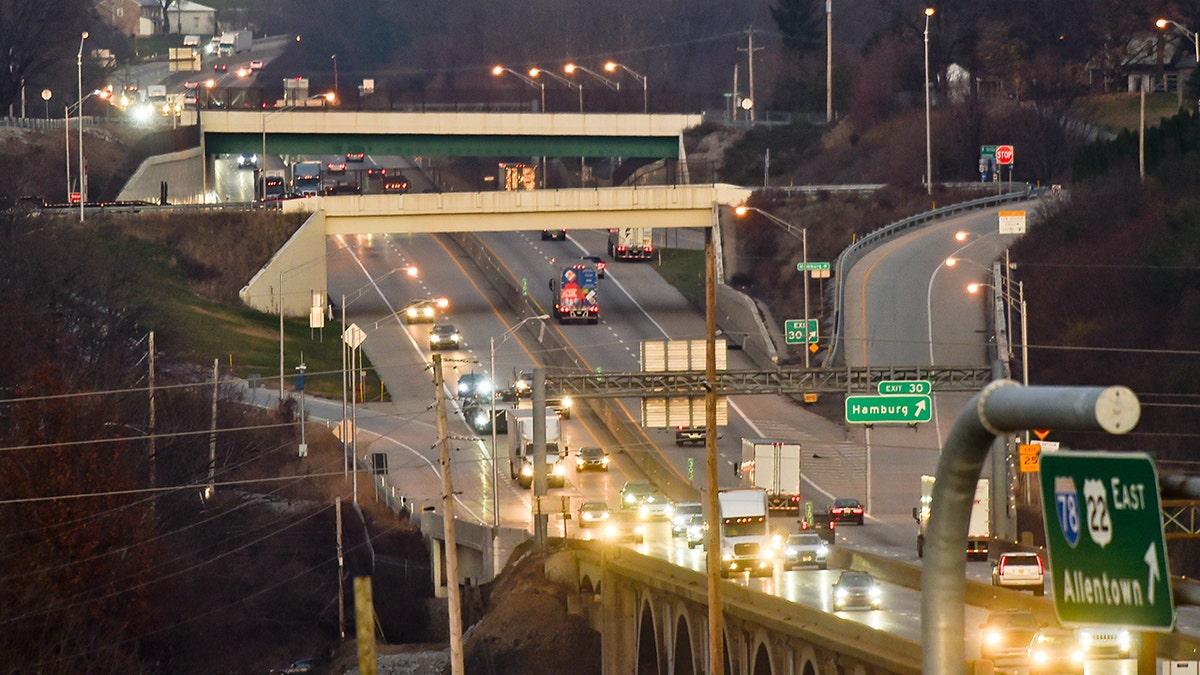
xmin=785 ymin=319 xmax=819 ymax=345
xmin=877 ymin=379 xmax=931 ymax=395
xmin=1039 ymin=452 xmax=1173 ymax=630
xmin=796 ymin=261 xmax=831 ymax=272
xmin=844 ymin=394 xmax=931 ymax=424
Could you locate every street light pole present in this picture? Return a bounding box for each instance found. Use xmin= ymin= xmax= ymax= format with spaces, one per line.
xmin=1156 ymin=18 xmax=1200 ymax=100
xmin=529 ymin=67 xmax=583 ymax=112
xmin=604 ymin=61 xmax=648 ymax=113
xmin=735 ymin=205 xmax=811 ymax=366
xmin=826 ymin=0 xmax=833 ymax=122
xmin=492 ymin=65 xmax=545 ymax=112
xmin=331 ymin=54 xmax=338 ymax=101
xmin=923 ymin=8 xmax=935 ymax=196
xmin=77 ymin=31 xmax=88 ymax=221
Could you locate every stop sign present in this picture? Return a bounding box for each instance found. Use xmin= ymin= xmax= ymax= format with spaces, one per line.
xmin=996 ymin=145 xmax=1015 ymax=165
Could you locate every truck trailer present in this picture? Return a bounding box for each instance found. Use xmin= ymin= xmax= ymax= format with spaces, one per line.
xmin=739 ymin=439 xmax=803 ymax=515
xmin=218 ymin=30 xmax=252 ymax=55
xmin=506 ymin=409 xmax=565 ymax=489
xmin=550 ymin=264 xmax=599 ymax=324
xmin=914 ymin=474 xmax=990 ymax=559
xmin=292 ymin=160 xmax=323 ymax=197
xmin=608 ymin=226 xmax=654 ymax=260
xmin=716 ymin=488 xmax=776 ymax=577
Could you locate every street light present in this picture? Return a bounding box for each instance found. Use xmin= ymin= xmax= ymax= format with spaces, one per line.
xmin=489 ymin=314 xmax=550 ymax=564
xmin=331 ymin=53 xmax=338 ymax=101
xmin=77 ymin=31 xmax=88 ymax=221
xmin=64 ymin=90 xmax=100 ymax=205
xmin=563 ymin=63 xmax=620 ymax=91
xmin=735 ymin=205 xmax=812 ymax=367
xmin=1156 ymin=18 xmax=1200 ymax=89
xmin=967 ymin=280 xmax=1027 ymax=388
xmin=529 ymin=67 xmax=582 ymax=113
xmin=492 ymin=65 xmax=545 ymax=112
xmin=923 ymin=7 xmax=935 ymax=196
xmin=604 ymin=61 xmax=648 ymax=113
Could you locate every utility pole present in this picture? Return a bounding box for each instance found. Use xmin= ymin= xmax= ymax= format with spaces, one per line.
xmin=739 ymin=28 xmax=763 ymax=122
xmin=207 ymin=358 xmax=217 ymax=498
xmin=336 ymin=496 xmax=345 ymax=640
xmin=148 ymin=331 xmax=156 ymax=488
xmin=826 ymin=0 xmax=833 ymax=122
xmin=432 ymin=354 xmax=465 ymax=674
xmin=704 ymin=226 xmax=725 ymax=675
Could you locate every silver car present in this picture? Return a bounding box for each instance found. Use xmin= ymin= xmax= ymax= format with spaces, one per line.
xmin=783 ymin=533 xmax=829 ymax=570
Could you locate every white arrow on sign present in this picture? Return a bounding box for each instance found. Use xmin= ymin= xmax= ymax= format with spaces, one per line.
xmin=1145 ymin=543 xmax=1160 ymax=603
xmin=915 ymin=398 xmax=927 ymax=417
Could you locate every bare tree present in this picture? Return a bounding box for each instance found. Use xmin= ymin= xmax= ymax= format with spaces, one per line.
xmin=0 ymin=0 xmax=91 ymax=113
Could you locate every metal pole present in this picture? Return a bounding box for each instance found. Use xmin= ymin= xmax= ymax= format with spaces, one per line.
xmin=803 ymin=226 xmax=810 ymax=368
xmin=826 ymin=0 xmax=833 ymax=122
xmin=77 ymin=32 xmax=88 ymax=221
xmin=64 ymin=105 xmax=70 ymax=203
xmin=279 ymin=270 xmax=285 ymax=405
xmin=491 ymin=336 xmax=498 ymax=532
xmin=351 ymin=345 xmax=358 ymax=503
xmin=341 ymin=294 xmax=348 ymax=475
xmin=921 ymin=382 xmax=1140 ymax=675
xmin=923 ymin=10 xmax=933 ymax=195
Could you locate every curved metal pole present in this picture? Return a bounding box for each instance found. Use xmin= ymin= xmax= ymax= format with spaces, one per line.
xmin=922 ymin=382 xmax=1140 ymax=675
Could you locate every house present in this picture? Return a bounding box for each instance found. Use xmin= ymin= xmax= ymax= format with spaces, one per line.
xmin=95 ymin=0 xmax=215 ymax=37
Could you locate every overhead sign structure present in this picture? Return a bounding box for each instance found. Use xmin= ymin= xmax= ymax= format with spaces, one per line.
xmin=845 ymin=394 xmax=931 ymax=424
xmin=1039 ymin=451 xmax=1173 ymax=630
xmin=785 ymin=319 xmax=819 ymax=345
xmin=877 ymin=380 xmax=931 ymax=395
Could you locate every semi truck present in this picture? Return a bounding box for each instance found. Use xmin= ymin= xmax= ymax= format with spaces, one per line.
xmin=716 ymin=488 xmax=776 ymax=577
xmin=550 ymin=264 xmax=599 ymax=324
xmin=738 ymin=438 xmax=803 ymax=515
xmin=261 ymin=169 xmax=286 ymax=200
xmin=218 ymin=30 xmax=252 ymax=55
xmin=292 ymin=161 xmax=323 ymax=197
xmin=506 ymin=409 xmax=566 ymax=489
xmin=913 ymin=474 xmax=990 ymax=559
xmin=608 ymin=226 xmax=654 ymax=260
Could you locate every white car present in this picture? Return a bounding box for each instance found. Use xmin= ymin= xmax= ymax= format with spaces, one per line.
xmin=638 ymin=500 xmax=674 ymax=522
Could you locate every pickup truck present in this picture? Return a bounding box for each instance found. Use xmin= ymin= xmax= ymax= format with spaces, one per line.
xmin=991 ymin=551 xmax=1044 ymax=595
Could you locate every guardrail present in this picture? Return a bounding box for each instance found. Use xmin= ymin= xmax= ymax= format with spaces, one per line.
xmin=822 ymin=187 xmax=1047 ymax=367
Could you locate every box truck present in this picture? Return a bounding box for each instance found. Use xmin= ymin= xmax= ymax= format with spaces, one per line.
xmin=608 ymin=227 xmax=654 ymax=260
xmin=739 ymin=438 xmax=803 ymax=515
xmin=506 ymin=409 xmax=565 ymax=489
xmin=914 ymin=474 xmax=990 ymax=559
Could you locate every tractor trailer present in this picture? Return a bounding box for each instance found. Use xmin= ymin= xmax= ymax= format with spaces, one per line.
xmin=913 ymin=474 xmax=990 ymax=559
xmin=739 ymin=439 xmax=803 ymax=515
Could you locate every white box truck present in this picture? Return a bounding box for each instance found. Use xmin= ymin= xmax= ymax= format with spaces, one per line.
xmin=219 ymin=30 xmax=252 ymax=55
xmin=506 ymin=409 xmax=565 ymax=489
xmin=739 ymin=438 xmax=803 ymax=515
xmin=914 ymin=474 xmax=990 ymax=559
xmin=716 ymin=489 xmax=776 ymax=577
xmin=607 ymin=226 xmax=654 ymax=260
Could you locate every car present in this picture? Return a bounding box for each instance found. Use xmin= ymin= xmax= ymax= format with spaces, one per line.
xmin=457 ymin=372 xmax=493 ymax=400
xmin=463 ymin=401 xmax=506 ymax=434
xmin=249 ymin=59 xmax=264 ymax=70
xmin=991 ymin=551 xmax=1044 ymax=595
xmin=326 ymin=161 xmax=347 ymax=173
xmin=404 ymin=298 xmax=446 ymax=324
xmin=580 ymin=255 xmax=606 ymax=278
xmin=783 ymin=532 xmax=829 ymax=570
xmin=671 ymin=502 xmax=703 ymax=537
xmin=213 ymin=62 xmax=227 ymax=72
xmin=1028 ymin=627 xmax=1085 ymax=674
xmin=828 ymin=497 xmax=865 ymax=525
xmin=603 ymin=508 xmax=644 ymax=543
xmin=507 ymin=370 xmax=533 ymax=399
xmin=541 ymin=228 xmax=567 ymax=240
xmin=1077 ymin=627 xmax=1136 ymax=660
xmin=684 ymin=514 xmax=707 ymax=549
xmin=236 ymin=153 xmax=258 ymax=170
xmin=619 ymin=481 xmax=656 ymax=509
xmin=831 ymin=570 xmax=880 ymax=611
xmin=235 ymin=66 xmax=251 ymax=78
xmin=429 ymin=324 xmax=462 ymax=350
xmin=979 ymin=610 xmax=1040 ymax=663
xmin=575 ymin=446 xmax=610 ymax=472
xmin=639 ymin=500 xmax=674 ymax=522
xmin=346 ymin=152 xmax=365 ymax=162
xmin=673 ymin=425 xmax=722 ymax=446
xmin=578 ymin=500 xmax=611 ymax=527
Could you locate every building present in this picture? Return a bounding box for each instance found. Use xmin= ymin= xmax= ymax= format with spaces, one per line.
xmin=96 ymin=0 xmax=215 ymax=37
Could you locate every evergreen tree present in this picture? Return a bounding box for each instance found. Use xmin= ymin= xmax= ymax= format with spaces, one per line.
xmin=771 ymin=0 xmax=824 ymax=55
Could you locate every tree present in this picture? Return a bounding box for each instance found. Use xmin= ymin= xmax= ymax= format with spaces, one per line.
xmin=0 ymin=0 xmax=92 ymax=114
xmin=771 ymin=0 xmax=824 ymax=55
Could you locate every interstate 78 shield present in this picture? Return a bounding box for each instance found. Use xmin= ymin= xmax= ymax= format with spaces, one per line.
xmin=1039 ymin=451 xmax=1174 ymax=630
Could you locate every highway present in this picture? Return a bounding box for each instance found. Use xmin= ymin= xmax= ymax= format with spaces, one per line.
xmin=307 ymin=203 xmax=1167 ymax=668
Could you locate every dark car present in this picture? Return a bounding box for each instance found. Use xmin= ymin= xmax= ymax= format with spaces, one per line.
xmin=580 ymin=255 xmax=606 ymax=278
xmin=404 ymin=297 xmax=446 ymax=324
xmin=619 ymin=481 xmax=657 ymax=509
xmin=457 ymin=372 xmax=493 ymax=400
xmin=828 ymin=497 xmax=865 ymax=525
xmin=270 ymin=657 xmax=316 ymax=674
xmin=541 ymin=228 xmax=567 ymax=241
xmin=575 ymin=446 xmax=610 ymax=472
xmin=464 ymin=401 xmax=506 ymax=434
xmin=979 ymin=610 xmax=1040 ymax=663
xmin=213 ymin=62 xmax=227 ymax=72
xmin=832 ymin=570 xmax=880 ymax=611
xmin=429 ymin=324 xmax=462 ymax=350
xmin=1028 ymin=627 xmax=1085 ymax=674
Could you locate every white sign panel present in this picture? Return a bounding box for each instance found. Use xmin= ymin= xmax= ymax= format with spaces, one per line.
xmin=998 ymin=210 xmax=1027 ymax=234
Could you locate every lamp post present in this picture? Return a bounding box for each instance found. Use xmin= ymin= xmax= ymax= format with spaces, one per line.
xmin=331 ymin=53 xmax=338 ymax=101
xmin=604 ymin=61 xmax=648 ymax=113
xmin=564 ymin=63 xmax=620 ymax=92
xmin=923 ymin=8 xmax=935 ymax=196
xmin=1156 ymin=18 xmax=1200 ymax=92
xmin=489 ymin=314 xmax=550 ymax=573
xmin=64 ymin=92 xmax=98 ymax=205
xmin=492 ymin=65 xmax=545 ymax=112
xmin=529 ymin=67 xmax=582 ymax=112
xmin=735 ymin=205 xmax=811 ymax=367
xmin=967 ymin=280 xmax=1027 ymax=388
xmin=77 ymin=31 xmax=88 ymax=221
xmin=826 ymin=0 xmax=833 ymax=122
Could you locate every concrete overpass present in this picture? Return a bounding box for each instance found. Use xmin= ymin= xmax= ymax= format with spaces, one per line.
xmin=238 ymin=183 xmax=752 ymax=317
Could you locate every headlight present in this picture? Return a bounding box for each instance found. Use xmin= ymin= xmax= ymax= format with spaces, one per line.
xmin=634 ymin=525 xmax=645 ymax=536
xmin=624 ymin=494 xmax=636 ymax=505
xmin=1118 ymin=631 xmax=1132 ymax=651
xmin=601 ymin=457 xmax=609 ymax=466
xmin=663 ymin=505 xmax=675 ymax=519
xmin=472 ymin=412 xmax=488 ymax=427
xmin=561 ymin=396 xmax=572 ymax=408
xmin=835 ymin=588 xmax=849 ymax=601
xmin=984 ymin=630 xmax=1001 ymax=646
xmin=722 ymin=552 xmax=733 ymax=562
xmin=639 ymin=505 xmax=649 ymax=519
xmin=576 ymin=461 xmax=585 ymax=469
xmin=520 ymin=465 xmax=533 ymax=477
xmin=604 ymin=525 xmax=617 ymax=539
xmin=553 ymin=463 xmax=565 ymax=477
xmin=817 ymin=544 xmax=829 ymax=556
xmin=868 ymin=586 xmax=882 ymax=600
